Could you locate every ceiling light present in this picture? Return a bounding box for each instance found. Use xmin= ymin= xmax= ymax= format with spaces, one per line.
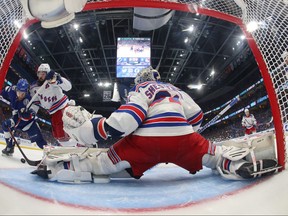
xmin=240 ymin=35 xmax=245 ymax=40
xmin=187 ymin=84 xmax=203 ymax=90
xmin=183 ymin=25 xmax=194 ymax=32
xmin=84 ymin=94 xmax=90 ymax=97
xmin=23 ymin=31 xmax=28 ymax=39
xmin=73 ymin=23 xmax=79 ymax=30
xmin=210 ymin=70 xmax=215 ymax=76
xmin=184 ymin=37 xmax=189 ymax=43
xmin=79 ymin=37 xmax=83 ymax=43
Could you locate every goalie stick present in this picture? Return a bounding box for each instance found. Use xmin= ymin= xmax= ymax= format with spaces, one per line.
xmin=198 ymin=96 xmax=240 ymax=134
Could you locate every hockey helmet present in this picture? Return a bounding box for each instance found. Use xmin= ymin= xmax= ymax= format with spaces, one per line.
xmin=37 ymin=63 xmax=50 ymax=74
xmin=244 ymin=108 xmax=249 ymax=113
xmin=134 ymin=66 xmax=161 ymax=85
xmin=16 ymin=78 xmax=29 ymax=92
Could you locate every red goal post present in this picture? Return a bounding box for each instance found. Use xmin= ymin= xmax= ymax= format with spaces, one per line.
xmin=0 ymin=0 xmax=287 ymax=169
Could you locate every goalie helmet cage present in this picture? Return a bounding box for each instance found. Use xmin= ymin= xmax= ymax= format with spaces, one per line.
xmin=0 ymin=0 xmax=287 ymax=169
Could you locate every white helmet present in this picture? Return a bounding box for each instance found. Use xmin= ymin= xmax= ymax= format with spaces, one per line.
xmin=37 ymin=63 xmax=50 ymax=74
xmin=134 ymin=66 xmax=161 ymax=85
xmin=244 ymin=108 xmax=249 ymax=113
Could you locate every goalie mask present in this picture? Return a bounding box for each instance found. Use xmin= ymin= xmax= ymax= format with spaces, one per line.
xmin=134 ymin=66 xmax=161 ymax=85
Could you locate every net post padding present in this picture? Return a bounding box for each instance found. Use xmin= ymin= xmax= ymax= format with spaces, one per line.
xmin=0 ymin=19 xmax=38 ymax=90
xmin=84 ymin=1 xmax=286 ymax=170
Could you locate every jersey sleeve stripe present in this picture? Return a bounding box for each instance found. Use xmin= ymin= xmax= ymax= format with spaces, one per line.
xmin=187 ymin=111 xmax=203 ymax=126
xmin=116 ymin=103 xmax=147 ymax=124
xmin=97 ymin=118 xmax=108 ymax=140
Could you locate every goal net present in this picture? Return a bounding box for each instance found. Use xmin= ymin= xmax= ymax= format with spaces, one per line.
xmin=0 ymin=0 xmax=287 ymax=169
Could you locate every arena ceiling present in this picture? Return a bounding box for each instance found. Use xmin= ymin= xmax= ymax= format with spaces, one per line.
xmin=9 ymin=8 xmax=262 ymax=115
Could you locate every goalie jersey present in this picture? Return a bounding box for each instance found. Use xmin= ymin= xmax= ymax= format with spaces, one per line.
xmin=106 ymin=81 xmax=203 ymax=137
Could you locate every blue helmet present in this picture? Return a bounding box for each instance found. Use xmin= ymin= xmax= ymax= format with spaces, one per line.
xmin=16 ymin=78 xmax=29 ymax=92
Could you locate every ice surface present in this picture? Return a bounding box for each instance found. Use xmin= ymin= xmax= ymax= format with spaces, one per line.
xmin=0 ymin=139 xmax=288 ymax=215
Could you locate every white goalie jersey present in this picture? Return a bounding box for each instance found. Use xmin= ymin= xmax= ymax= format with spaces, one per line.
xmin=105 ymin=81 xmax=204 ymax=137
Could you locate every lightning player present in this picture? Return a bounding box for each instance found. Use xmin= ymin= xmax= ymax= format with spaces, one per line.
xmin=1 ymin=79 xmax=46 ymax=156
xmin=33 ymin=67 xmax=278 ymax=183
xmin=242 ymin=108 xmax=257 ymax=135
xmin=30 ymin=63 xmax=78 ymax=147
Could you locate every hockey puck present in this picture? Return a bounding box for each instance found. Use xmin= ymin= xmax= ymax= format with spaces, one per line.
xmin=21 ymin=158 xmax=26 ymax=163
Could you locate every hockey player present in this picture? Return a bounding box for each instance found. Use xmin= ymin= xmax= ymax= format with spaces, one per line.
xmin=241 ymin=108 xmax=257 ymax=135
xmin=33 ymin=67 xmax=278 ymax=183
xmin=1 ymin=78 xmax=46 ymax=156
xmin=30 ymin=63 xmax=78 ymax=147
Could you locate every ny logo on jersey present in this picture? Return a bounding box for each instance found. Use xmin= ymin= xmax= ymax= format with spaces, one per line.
xmin=39 ymin=94 xmax=57 ymax=103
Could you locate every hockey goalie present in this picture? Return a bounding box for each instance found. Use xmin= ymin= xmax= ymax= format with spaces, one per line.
xmin=32 ymin=67 xmax=280 ymax=183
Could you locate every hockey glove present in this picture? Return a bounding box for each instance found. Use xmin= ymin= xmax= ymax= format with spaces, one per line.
xmin=46 ymin=70 xmax=56 ymax=81
xmin=46 ymin=70 xmax=62 ymax=84
xmin=19 ymin=109 xmax=36 ymax=121
xmin=55 ymin=74 xmax=63 ymax=84
xmin=2 ymin=119 xmax=15 ymax=129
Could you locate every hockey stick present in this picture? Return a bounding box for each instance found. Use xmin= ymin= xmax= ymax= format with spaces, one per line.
xmin=198 ymin=96 xmax=240 ymax=134
xmin=0 ymin=108 xmax=41 ymax=166
xmin=6 ymin=126 xmax=42 ymax=166
xmin=25 ymin=80 xmax=48 ymax=111
xmin=0 ymin=96 xmax=11 ymax=105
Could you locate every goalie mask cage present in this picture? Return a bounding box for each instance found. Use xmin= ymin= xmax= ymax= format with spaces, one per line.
xmin=0 ymin=0 xmax=287 ymax=169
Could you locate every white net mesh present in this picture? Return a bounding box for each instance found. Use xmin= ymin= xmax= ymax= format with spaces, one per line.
xmin=0 ymin=0 xmax=25 ymax=69
xmin=1 ymin=0 xmax=287 ymax=166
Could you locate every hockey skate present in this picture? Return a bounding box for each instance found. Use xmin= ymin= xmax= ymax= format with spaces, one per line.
xmin=2 ymin=145 xmax=15 ymax=156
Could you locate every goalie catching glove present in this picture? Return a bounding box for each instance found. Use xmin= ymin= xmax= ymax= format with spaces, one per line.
xmin=62 ymin=106 xmax=108 ymax=145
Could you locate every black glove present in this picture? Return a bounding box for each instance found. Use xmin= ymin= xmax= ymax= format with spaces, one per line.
xmin=46 ymin=70 xmax=63 ymax=84
xmin=46 ymin=70 xmax=56 ymax=81
xmin=20 ymin=110 xmax=35 ymax=121
xmin=56 ymin=73 xmax=63 ymax=84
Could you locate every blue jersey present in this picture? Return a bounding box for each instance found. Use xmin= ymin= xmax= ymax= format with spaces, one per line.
xmin=1 ymin=85 xmax=35 ymax=125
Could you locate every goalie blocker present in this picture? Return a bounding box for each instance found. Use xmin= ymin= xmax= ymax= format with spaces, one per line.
xmin=31 ymin=106 xmax=279 ymax=183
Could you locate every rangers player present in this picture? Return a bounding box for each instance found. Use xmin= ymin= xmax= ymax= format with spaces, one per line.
xmin=30 ymin=63 xmax=78 ymax=147
xmin=242 ymin=108 xmax=257 ymax=135
xmin=33 ymin=67 xmax=278 ymax=183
